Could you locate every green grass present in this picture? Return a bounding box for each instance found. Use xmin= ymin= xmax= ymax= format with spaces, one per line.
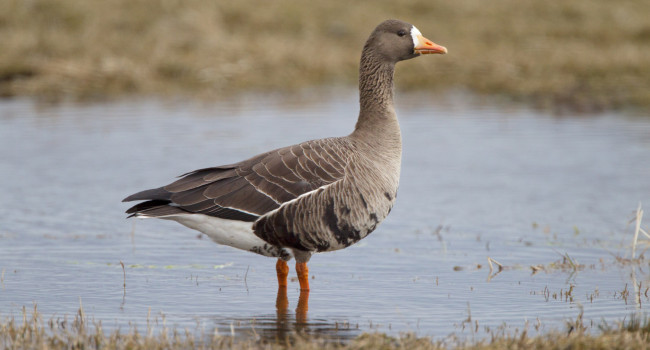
xmin=2 ymin=0 xmax=649 ymax=110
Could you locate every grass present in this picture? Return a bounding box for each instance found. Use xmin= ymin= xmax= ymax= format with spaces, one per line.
xmin=632 ymin=204 xmax=650 ymax=259
xmin=1 ymin=0 xmax=650 ymax=111
xmin=2 ymin=306 xmax=650 ymax=349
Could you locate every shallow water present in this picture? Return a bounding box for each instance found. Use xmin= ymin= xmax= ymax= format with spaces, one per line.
xmin=1 ymin=93 xmax=649 ymax=341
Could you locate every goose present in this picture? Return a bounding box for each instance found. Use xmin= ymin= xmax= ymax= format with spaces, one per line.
xmin=123 ymin=19 xmax=447 ymax=292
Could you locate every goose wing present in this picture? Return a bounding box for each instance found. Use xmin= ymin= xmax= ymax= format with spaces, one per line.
xmin=123 ymin=138 xmax=351 ymax=221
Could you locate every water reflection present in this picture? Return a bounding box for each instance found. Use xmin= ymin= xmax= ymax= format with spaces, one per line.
xmin=276 ymin=288 xmax=309 ymax=328
xmin=210 ymin=288 xmax=360 ymax=342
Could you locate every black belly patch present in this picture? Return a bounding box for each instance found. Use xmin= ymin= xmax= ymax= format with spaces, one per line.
xmin=314 ymin=240 xmax=331 ymax=252
xmin=253 ymin=214 xmax=311 ymax=251
xmin=324 ymin=200 xmax=361 ymax=247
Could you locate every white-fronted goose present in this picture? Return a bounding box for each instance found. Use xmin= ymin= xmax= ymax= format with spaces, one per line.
xmin=123 ymin=19 xmax=447 ymax=291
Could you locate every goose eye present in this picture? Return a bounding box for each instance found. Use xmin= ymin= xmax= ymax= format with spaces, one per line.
xmin=397 ymin=30 xmax=407 ymax=37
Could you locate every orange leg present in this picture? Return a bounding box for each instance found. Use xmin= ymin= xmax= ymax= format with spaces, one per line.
xmin=276 ymin=259 xmax=289 ymax=288
xmin=295 ymin=262 xmax=310 ymax=291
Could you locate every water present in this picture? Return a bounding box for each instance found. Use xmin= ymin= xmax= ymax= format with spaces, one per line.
xmin=1 ymin=93 xmax=649 ymax=341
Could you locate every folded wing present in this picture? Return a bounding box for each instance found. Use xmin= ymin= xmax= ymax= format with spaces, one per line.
xmin=123 ymin=137 xmax=352 ymax=221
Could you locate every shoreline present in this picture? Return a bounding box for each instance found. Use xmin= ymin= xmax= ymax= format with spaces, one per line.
xmin=2 ymin=307 xmax=649 ymax=349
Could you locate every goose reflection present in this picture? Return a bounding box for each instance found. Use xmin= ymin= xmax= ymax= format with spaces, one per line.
xmin=211 ymin=288 xmax=359 ymax=342
xmin=276 ymin=287 xmax=309 ymax=326
xmin=267 ymin=287 xmax=358 ymax=341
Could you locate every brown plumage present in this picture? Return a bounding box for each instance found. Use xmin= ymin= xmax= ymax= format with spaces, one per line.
xmin=123 ymin=19 xmax=447 ymax=291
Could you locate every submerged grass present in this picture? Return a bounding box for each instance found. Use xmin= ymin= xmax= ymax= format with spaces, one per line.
xmin=1 ymin=0 xmax=650 ymax=110
xmin=2 ymin=306 xmax=650 ymax=349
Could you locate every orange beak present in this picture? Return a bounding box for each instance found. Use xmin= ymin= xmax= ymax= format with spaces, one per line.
xmin=414 ymin=35 xmax=448 ymax=55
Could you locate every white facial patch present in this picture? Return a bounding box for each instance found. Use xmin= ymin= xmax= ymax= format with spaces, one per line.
xmin=410 ymin=26 xmax=422 ymax=48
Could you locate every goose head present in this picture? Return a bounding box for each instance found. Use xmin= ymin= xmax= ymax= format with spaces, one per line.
xmin=364 ymin=19 xmax=447 ymax=63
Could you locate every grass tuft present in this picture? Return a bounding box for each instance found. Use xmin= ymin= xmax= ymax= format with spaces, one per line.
xmin=631 ymin=204 xmax=650 ymax=259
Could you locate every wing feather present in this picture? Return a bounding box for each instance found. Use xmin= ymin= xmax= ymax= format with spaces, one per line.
xmin=202 ymin=177 xmax=248 ymax=199
xmin=123 ymin=137 xmax=354 ymax=221
xmin=165 ymin=168 xmax=238 ymax=192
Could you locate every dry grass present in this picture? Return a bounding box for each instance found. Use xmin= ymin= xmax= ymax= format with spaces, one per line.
xmin=631 ymin=204 xmax=650 ymax=259
xmin=1 ymin=0 xmax=649 ymax=110
xmin=2 ymin=306 xmax=650 ymax=349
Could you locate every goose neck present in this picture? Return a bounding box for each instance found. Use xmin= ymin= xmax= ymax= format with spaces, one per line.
xmin=353 ymin=49 xmax=399 ymax=138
